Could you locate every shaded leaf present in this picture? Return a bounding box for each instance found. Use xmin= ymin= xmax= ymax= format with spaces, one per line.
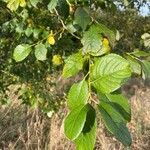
xmin=129 ymin=50 xmax=150 ymax=57
xmin=141 ymin=60 xmax=150 ymax=80
xmin=99 ymin=93 xmax=131 ymax=122
xmin=63 ymin=52 xmax=84 ymax=78
xmin=126 ymin=54 xmax=141 ymax=75
xmin=99 ymin=101 xmax=132 ymax=146
xmin=57 ymin=0 xmax=69 ymax=19
xmin=74 ymin=105 xmax=97 ymax=150
xmin=25 ymin=27 xmax=33 ymax=37
xmin=74 ymin=7 xmax=91 ymax=30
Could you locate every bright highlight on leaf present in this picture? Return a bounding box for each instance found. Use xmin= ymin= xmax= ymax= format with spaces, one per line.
xmin=6 ymin=0 xmax=26 ymax=11
xmin=20 ymin=0 xmax=26 ymax=7
xmin=13 ymin=44 xmax=32 ymax=62
xmin=52 ymin=55 xmax=63 ymax=66
xmin=67 ymin=80 xmax=89 ymax=110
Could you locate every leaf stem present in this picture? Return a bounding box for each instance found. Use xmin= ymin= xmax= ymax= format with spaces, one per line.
xmin=54 ymin=8 xmax=80 ymax=39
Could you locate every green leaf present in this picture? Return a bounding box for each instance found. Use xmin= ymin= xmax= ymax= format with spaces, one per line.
xmin=13 ymin=44 xmax=32 ymax=62
xmin=81 ymin=24 xmax=103 ymax=56
xmin=97 ymin=23 xmax=116 ymax=46
xmin=68 ymin=80 xmax=89 ymax=110
xmin=64 ymin=104 xmax=90 ymax=140
xmin=126 ymin=54 xmax=141 ymax=75
xmin=129 ymin=50 xmax=150 ymax=57
xmin=74 ymin=7 xmax=91 ymax=30
xmin=33 ymin=28 xmax=42 ymax=39
xmin=25 ymin=27 xmax=33 ymax=37
xmin=57 ymin=0 xmax=69 ymax=19
xmin=141 ymin=60 xmax=150 ymax=80
xmin=91 ymin=54 xmax=131 ymax=93
xmin=63 ymin=52 xmax=84 ymax=78
xmin=81 ymin=23 xmax=115 ymax=56
xmin=30 ymin=0 xmax=40 ymax=7
xmin=99 ymin=101 xmax=132 ymax=146
xmin=100 ymin=93 xmax=131 ymax=122
xmin=74 ymin=105 xmax=97 ymax=150
xmin=47 ymin=0 xmax=58 ymax=12
xmin=66 ymin=22 xmax=77 ymax=34
xmin=34 ymin=43 xmax=47 ymax=61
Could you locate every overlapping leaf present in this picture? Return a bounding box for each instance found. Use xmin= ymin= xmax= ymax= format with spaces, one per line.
xmin=74 ymin=105 xmax=97 ymax=150
xmin=63 ymin=52 xmax=84 ymax=78
xmin=90 ymin=54 xmax=131 ymax=93
xmin=99 ymin=93 xmax=131 ymax=122
xmin=99 ymin=101 xmax=132 ymax=146
xmin=81 ymin=24 xmax=116 ymax=56
xmin=141 ymin=33 xmax=150 ymax=48
xmin=81 ymin=24 xmax=103 ymax=56
xmin=68 ymin=80 xmax=89 ymax=110
xmin=74 ymin=7 xmax=91 ymax=30
xmin=129 ymin=50 xmax=150 ymax=57
xmin=97 ymin=23 xmax=116 ymax=46
xmin=34 ymin=43 xmax=47 ymax=61
xmin=141 ymin=60 xmax=150 ymax=80
xmin=64 ymin=104 xmax=90 ymax=140
xmin=126 ymin=54 xmax=141 ymax=75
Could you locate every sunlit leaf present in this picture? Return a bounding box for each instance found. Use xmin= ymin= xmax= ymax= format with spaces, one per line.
xmin=34 ymin=43 xmax=47 ymax=61
xmin=91 ymin=54 xmax=131 ymax=93
xmin=68 ymin=80 xmax=89 ymax=110
xmin=13 ymin=44 xmax=32 ymax=62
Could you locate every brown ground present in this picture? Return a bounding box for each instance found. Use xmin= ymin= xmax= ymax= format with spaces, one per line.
xmin=0 ymin=79 xmax=150 ymax=150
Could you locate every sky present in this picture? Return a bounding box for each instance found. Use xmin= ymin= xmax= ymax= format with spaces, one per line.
xmin=140 ymin=4 xmax=150 ymax=16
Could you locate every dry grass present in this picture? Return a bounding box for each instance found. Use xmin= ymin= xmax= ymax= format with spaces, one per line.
xmin=0 ymin=79 xmax=150 ymax=150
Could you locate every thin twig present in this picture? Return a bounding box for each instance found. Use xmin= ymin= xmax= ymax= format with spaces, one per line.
xmin=54 ymin=9 xmax=80 ymax=40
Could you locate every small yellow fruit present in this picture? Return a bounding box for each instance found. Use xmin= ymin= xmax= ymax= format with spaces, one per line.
xmin=52 ymin=55 xmax=63 ymax=66
xmin=98 ymin=38 xmax=111 ymax=55
xmin=48 ymin=35 xmax=55 ymax=45
xmin=102 ymin=38 xmax=109 ymax=46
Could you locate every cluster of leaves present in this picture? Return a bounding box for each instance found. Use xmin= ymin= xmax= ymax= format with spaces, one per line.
xmin=62 ymin=23 xmax=150 ymax=149
xmin=0 ymin=0 xmax=150 ymax=149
